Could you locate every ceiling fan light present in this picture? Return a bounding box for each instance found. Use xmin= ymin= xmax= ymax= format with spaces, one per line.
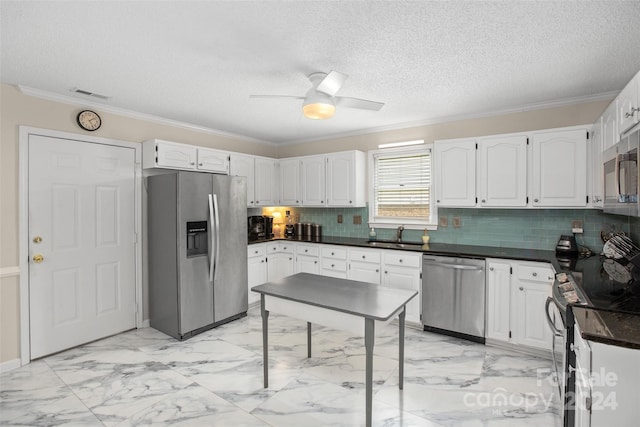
xmin=303 ymin=102 xmax=336 ymax=119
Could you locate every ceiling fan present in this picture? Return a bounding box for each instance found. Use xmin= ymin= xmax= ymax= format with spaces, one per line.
xmin=250 ymin=70 xmax=384 ymax=120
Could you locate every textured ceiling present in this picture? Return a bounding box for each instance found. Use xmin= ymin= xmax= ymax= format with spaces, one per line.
xmin=2 ymin=1 xmax=640 ymax=144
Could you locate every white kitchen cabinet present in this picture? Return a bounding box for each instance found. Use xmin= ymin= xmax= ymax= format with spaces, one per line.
xmin=267 ymin=242 xmax=294 ymax=282
xmin=617 ymin=70 xmax=640 ymax=135
xmin=247 ymin=243 xmax=267 ymax=305
xmin=573 ymin=322 xmax=640 ymax=427
xmin=326 ymin=151 xmax=366 ymax=207
xmin=348 ymin=247 xmax=381 ymax=284
xmin=143 ymin=139 xmax=197 ymax=170
xmin=381 ymin=250 xmax=421 ymax=324
xmin=320 ymin=245 xmax=348 ymax=279
xmin=601 ymin=101 xmax=619 ymax=151
xmin=254 ymin=157 xmax=279 ymax=206
xmin=486 ymin=259 xmax=512 ymax=343
xmin=531 ymin=128 xmax=588 ymax=207
xmin=434 ymin=138 xmax=477 ymax=207
xmin=589 ymin=119 xmax=604 ymax=208
xmin=486 ymin=259 xmax=554 ymax=352
xmin=196 ymin=147 xmax=229 ymax=174
xmin=229 ymin=153 xmax=255 ymax=207
xmin=477 ymin=135 xmax=528 ymax=207
xmin=279 ymin=158 xmax=301 ymax=205
xmin=295 ymin=243 xmax=320 ymax=274
xmin=301 ymin=155 xmax=326 ymax=206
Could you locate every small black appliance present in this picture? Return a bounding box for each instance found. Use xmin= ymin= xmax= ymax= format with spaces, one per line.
xmin=555 ymin=234 xmax=578 ymax=254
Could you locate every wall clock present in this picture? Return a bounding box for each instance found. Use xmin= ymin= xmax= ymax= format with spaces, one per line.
xmin=76 ymin=110 xmax=102 ymax=131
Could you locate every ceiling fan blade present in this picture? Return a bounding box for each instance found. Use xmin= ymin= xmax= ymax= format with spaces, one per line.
xmin=336 ymin=96 xmax=384 ymax=111
xmin=316 ymin=70 xmax=348 ymax=96
xmin=249 ymin=95 xmax=305 ymax=101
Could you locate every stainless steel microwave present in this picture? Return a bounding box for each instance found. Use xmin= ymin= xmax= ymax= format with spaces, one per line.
xmin=603 ymin=126 xmax=639 ymax=216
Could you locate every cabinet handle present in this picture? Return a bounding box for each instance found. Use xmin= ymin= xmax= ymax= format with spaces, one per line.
xmin=331 ymin=252 xmax=335 ymax=256
xmin=384 ymin=270 xmax=388 ymax=274
xmin=256 ymin=200 xmax=260 ymax=203
xmin=519 ymin=286 xmax=524 ymax=291
xmin=436 ymin=199 xmax=440 ymax=203
xmin=489 ymin=267 xmax=494 ymax=271
xmin=284 ymin=246 xmax=287 ymax=250
xmin=331 ymin=263 xmax=335 ymax=267
xmin=199 ymin=163 xmax=203 ymax=166
xmin=305 ymin=249 xmax=308 ymax=253
xmin=314 ymin=260 xmax=317 ymax=264
xmin=349 ymin=200 xmax=352 ymax=204
xmin=481 ymin=199 xmax=486 ymax=203
xmin=296 ymin=200 xmax=299 ymax=203
xmin=261 ymin=260 xmax=265 ymax=263
xmin=399 ymin=259 xmax=403 ymax=263
xmin=376 ymin=269 xmax=379 ymax=272
xmin=532 ymin=272 xmax=537 ymax=277
xmin=362 ymin=255 xmax=366 ymax=259
xmin=190 ymin=162 xmax=195 ymax=165
xmin=534 ymin=198 xmax=539 ymax=203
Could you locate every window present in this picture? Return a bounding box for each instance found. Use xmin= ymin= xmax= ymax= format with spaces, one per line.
xmin=368 ymin=145 xmax=436 ymax=228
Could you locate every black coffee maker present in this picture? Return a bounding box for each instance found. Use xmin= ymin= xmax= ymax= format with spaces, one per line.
xmin=556 ymin=235 xmax=578 ymax=254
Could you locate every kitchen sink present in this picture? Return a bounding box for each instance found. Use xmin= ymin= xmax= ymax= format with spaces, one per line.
xmin=366 ymin=240 xmax=424 ymax=249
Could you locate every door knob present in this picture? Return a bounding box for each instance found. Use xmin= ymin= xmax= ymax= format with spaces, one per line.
xmin=32 ymin=254 xmax=44 ymax=263
xmin=33 ymin=236 xmax=43 ymax=243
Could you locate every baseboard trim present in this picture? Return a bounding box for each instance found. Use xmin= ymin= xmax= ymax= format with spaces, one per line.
xmin=0 ymin=358 xmax=22 ymax=373
xmin=141 ymin=319 xmax=150 ymax=328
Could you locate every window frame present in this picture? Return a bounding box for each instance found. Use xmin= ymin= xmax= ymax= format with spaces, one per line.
xmin=367 ymin=144 xmax=437 ymax=230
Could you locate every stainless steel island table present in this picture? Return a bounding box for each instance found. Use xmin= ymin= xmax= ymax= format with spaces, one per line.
xmin=252 ymin=272 xmax=418 ymax=427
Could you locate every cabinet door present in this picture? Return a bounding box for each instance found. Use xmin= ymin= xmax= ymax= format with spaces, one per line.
xmin=601 ymin=101 xmax=618 ymax=151
xmin=279 ymin=158 xmax=301 ymax=205
xmin=512 ymin=263 xmax=554 ymax=350
xmin=326 ymin=151 xmax=363 ymax=206
xmin=296 ymin=254 xmax=319 ymax=274
xmin=434 ymin=139 xmax=477 ymax=207
xmin=478 ymin=135 xmax=527 ymax=207
xmin=531 ymin=128 xmax=587 ymax=207
xmin=268 ymin=252 xmax=294 ymax=282
xmin=589 ymin=119 xmax=604 ymax=208
xmin=248 ymin=255 xmax=267 ymax=305
xmin=229 ymin=154 xmax=255 ymax=207
xmin=156 ymin=141 xmax=197 ymax=170
xmin=254 ymin=157 xmax=279 ymax=206
xmin=348 ymin=261 xmax=381 ymax=284
xmin=486 ymin=260 xmax=512 ymax=342
xmin=301 ymin=156 xmax=326 ymax=206
xmin=382 ymin=265 xmax=421 ymax=324
xmin=197 ymin=148 xmax=229 ymax=174
xmin=617 ymin=74 xmax=639 ymax=134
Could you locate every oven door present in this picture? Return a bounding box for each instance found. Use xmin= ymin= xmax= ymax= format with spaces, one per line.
xmin=545 ymin=297 xmax=566 ymax=401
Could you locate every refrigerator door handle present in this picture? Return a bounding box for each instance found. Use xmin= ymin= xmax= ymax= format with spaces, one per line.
xmin=212 ymin=193 xmax=221 ymax=282
xmin=208 ymin=194 xmax=215 ymax=282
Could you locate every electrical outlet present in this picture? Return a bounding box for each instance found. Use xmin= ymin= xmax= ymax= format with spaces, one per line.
xmin=353 ymin=215 xmax=362 ymax=225
xmin=572 ymin=220 xmax=583 ymax=234
xmin=337 ymin=214 xmax=343 ymax=224
xmin=452 ymin=217 xmax=462 ymax=228
xmin=439 ymin=216 xmax=448 ymax=228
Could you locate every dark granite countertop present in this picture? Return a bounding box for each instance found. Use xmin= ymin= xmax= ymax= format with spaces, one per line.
xmin=572 ymin=305 xmax=640 ymax=350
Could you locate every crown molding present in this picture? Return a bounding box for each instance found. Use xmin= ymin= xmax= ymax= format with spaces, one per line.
xmin=278 ymin=91 xmax=618 ymax=146
xmin=17 ymin=85 xmax=276 ymax=146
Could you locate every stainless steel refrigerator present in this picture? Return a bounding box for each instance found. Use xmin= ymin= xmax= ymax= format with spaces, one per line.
xmin=147 ymin=171 xmax=248 ymax=340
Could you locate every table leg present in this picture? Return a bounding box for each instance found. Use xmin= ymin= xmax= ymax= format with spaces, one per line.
xmin=364 ymin=317 xmax=375 ymax=427
xmin=261 ymin=294 xmax=269 ymax=388
xmin=307 ymin=322 xmax=312 ymax=358
xmin=398 ymin=306 xmax=406 ymax=390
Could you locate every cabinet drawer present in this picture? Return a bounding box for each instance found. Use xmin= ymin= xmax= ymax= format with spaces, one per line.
xmin=349 ymin=248 xmax=381 ymax=263
xmin=296 ymin=244 xmax=319 ymax=256
xmin=321 ymin=246 xmax=347 ymax=259
xmin=248 ymin=244 xmax=266 ymax=257
xmin=383 ymin=250 xmax=421 ymax=268
xmin=517 ymin=263 xmax=554 ymax=282
xmin=321 ymin=258 xmax=347 ymax=272
xmin=267 ymin=243 xmax=293 ymax=254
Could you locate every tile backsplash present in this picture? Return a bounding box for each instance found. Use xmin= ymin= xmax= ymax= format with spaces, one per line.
xmin=257 ymin=206 xmax=639 ymax=252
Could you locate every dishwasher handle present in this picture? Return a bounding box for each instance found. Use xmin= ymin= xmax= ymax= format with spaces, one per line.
xmin=423 ymin=259 xmax=484 ymax=271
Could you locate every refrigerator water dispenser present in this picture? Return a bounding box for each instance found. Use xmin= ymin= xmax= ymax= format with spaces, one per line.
xmin=186 ymin=221 xmax=208 ymax=257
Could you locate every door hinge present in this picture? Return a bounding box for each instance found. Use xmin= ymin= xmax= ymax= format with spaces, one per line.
xmin=526 ymin=138 xmax=529 ymax=145
xmin=475 ymin=143 xmax=478 ymax=149
xmin=526 ymin=196 xmax=529 ymax=203
xmin=510 ymin=267 xmax=513 ymax=274
xmin=586 ymin=195 xmax=589 ymax=204
xmin=586 ymin=131 xmax=590 ymax=140
xmin=420 ymin=272 xmax=422 ymax=279
xmin=509 ymin=331 xmax=512 ymax=339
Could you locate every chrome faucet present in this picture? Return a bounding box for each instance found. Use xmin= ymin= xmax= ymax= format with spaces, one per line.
xmin=396 ymin=226 xmax=405 ymax=242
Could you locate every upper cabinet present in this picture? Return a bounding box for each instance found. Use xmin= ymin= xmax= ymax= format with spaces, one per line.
xmin=254 ymin=157 xmax=279 ymax=206
xmin=530 ymin=128 xmax=587 ymax=207
xmin=434 ymin=139 xmax=476 ymax=207
xmin=326 ymin=151 xmax=366 ymax=207
xmin=589 ymin=118 xmax=604 ymax=208
xmin=601 ymin=100 xmax=618 ymax=151
xmin=229 ymin=153 xmax=256 ymax=207
xmin=617 ymin=71 xmax=640 ymax=135
xmin=143 ymin=139 xmax=229 ymax=174
xmin=477 ymin=135 xmax=528 ymax=207
xmin=301 ymin=156 xmax=326 ymax=206
xmin=279 ymin=158 xmax=301 ymax=205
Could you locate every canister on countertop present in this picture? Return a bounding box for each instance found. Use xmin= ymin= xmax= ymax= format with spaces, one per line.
xmin=303 ymin=223 xmax=313 ymax=237
xmin=312 ymin=224 xmax=322 ymax=239
xmin=294 ymin=223 xmax=303 ymax=237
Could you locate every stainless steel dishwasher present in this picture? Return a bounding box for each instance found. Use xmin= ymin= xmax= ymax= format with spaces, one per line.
xmin=422 ymin=255 xmax=486 ymax=343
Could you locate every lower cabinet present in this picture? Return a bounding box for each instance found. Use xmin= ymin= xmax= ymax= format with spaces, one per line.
xmin=381 ymin=250 xmax=422 ymax=324
xmin=320 ymin=245 xmax=348 ymax=278
xmin=267 ymin=242 xmax=294 ymax=282
xmin=486 ymin=258 xmax=554 ymax=352
xmin=348 ymin=247 xmax=382 ymax=284
xmin=247 ymin=243 xmax=267 ymax=305
xmin=295 ymin=242 xmax=320 ymax=274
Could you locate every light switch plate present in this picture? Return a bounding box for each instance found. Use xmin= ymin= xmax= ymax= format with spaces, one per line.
xmin=571 ymin=220 xmax=583 ymax=234
xmin=353 ymin=215 xmax=362 ymax=225
xmin=337 ymin=214 xmax=343 ymax=224
xmin=439 ymin=216 xmax=448 ymax=228
xmin=452 ymin=217 xmax=461 ymax=228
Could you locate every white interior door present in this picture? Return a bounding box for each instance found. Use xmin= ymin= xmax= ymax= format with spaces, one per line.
xmin=28 ymin=134 xmax=136 ymax=359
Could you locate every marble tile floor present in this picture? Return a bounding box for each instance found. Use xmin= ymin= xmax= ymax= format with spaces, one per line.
xmin=0 ymin=307 xmax=561 ymax=426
